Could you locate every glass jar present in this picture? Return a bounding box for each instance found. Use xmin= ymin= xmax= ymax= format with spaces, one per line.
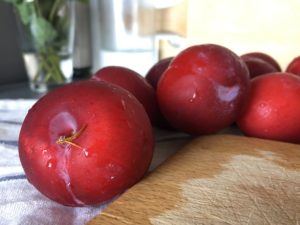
xmin=12 ymin=0 xmax=73 ymax=93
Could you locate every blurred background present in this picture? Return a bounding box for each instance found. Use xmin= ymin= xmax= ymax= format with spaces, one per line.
xmin=1 ymin=0 xmax=300 ymax=85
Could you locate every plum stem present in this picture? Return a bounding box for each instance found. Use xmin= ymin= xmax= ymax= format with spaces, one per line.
xmin=56 ymin=125 xmax=87 ymax=149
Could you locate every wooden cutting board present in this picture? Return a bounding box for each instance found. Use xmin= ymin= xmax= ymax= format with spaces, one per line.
xmin=87 ymin=134 xmax=300 ymax=225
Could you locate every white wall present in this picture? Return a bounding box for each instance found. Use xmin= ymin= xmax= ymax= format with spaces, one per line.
xmin=186 ymin=0 xmax=300 ymax=70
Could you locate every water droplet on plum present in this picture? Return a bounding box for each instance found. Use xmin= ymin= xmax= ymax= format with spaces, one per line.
xmin=189 ymin=92 xmax=197 ymax=103
xmin=83 ymin=148 xmax=89 ymax=157
xmin=42 ymin=149 xmax=48 ymax=155
xmin=121 ymin=99 xmax=127 ymax=111
xmin=46 ymin=159 xmax=56 ymax=169
xmin=259 ymin=103 xmax=266 ymax=108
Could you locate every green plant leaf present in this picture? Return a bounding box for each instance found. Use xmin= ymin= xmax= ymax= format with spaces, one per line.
xmin=4 ymin=1 xmax=35 ymax=25
xmin=30 ymin=15 xmax=57 ymax=49
xmin=15 ymin=2 xmax=34 ymax=25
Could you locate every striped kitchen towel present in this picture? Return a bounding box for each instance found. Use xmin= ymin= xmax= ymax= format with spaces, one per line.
xmin=0 ymin=99 xmax=191 ymax=225
xmin=0 ymin=99 xmax=104 ymax=225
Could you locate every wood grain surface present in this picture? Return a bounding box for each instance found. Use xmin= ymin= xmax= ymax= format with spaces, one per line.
xmin=87 ymin=134 xmax=300 ymax=225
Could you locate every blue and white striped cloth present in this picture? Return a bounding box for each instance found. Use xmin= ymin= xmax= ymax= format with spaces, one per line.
xmin=0 ymin=100 xmax=104 ymax=225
